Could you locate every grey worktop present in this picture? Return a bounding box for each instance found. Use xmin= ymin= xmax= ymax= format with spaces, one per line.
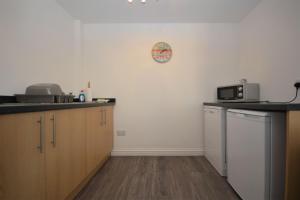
xmin=203 ymin=102 xmax=300 ymax=111
xmin=0 ymin=102 xmax=115 ymax=115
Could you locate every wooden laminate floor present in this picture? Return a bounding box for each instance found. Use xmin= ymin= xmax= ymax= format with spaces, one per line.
xmin=76 ymin=156 xmax=240 ymax=200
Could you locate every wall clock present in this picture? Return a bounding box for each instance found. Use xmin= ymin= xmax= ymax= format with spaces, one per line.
xmin=152 ymin=42 xmax=172 ymax=63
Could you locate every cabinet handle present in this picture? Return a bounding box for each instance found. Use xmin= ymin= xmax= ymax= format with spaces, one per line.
xmin=50 ymin=115 xmax=56 ymax=147
xmin=37 ymin=116 xmax=44 ymax=153
xmin=104 ymin=110 xmax=107 ymax=127
xmin=100 ymin=109 xmax=103 ymax=126
xmin=242 ymin=113 xmax=266 ymax=119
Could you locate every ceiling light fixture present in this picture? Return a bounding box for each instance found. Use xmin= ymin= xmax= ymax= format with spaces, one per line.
xmin=128 ymin=0 xmax=147 ymax=4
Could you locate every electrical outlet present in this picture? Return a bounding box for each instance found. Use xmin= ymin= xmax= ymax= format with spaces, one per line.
xmin=116 ymin=130 xmax=126 ymax=136
xmin=294 ymin=82 xmax=300 ymax=89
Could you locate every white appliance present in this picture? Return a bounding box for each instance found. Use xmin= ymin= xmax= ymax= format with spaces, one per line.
xmin=227 ymin=109 xmax=286 ymax=200
xmin=204 ymin=106 xmax=226 ymax=176
xmin=217 ymin=83 xmax=260 ymax=102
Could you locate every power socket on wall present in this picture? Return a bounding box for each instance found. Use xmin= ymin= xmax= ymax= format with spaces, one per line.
xmin=294 ymin=81 xmax=300 ymax=89
xmin=116 ymin=130 xmax=126 ymax=136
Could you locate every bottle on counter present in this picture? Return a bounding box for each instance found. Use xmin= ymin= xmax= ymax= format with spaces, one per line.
xmin=84 ymin=81 xmax=93 ymax=102
xmin=79 ymin=90 xmax=85 ymax=102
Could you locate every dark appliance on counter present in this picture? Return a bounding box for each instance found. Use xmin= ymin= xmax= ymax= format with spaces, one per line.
xmin=15 ymin=83 xmax=74 ymax=103
xmin=0 ymin=96 xmax=17 ymax=104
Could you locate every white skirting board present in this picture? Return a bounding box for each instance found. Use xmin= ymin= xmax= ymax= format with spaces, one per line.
xmin=111 ymin=148 xmax=204 ymax=156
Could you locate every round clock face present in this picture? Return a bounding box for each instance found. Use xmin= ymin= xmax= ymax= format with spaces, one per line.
xmin=152 ymin=42 xmax=172 ymax=63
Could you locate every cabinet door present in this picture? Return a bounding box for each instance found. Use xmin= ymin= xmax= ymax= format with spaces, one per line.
xmin=0 ymin=113 xmax=46 ymax=200
xmin=203 ymin=108 xmax=226 ymax=176
xmin=103 ymin=106 xmax=113 ymax=155
xmin=227 ymin=111 xmax=268 ymax=200
xmin=86 ymin=107 xmax=105 ymax=174
xmin=285 ymin=111 xmax=300 ymax=200
xmin=45 ymin=109 xmax=86 ymax=200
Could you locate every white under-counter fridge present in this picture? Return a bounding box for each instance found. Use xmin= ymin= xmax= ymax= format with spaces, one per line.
xmin=203 ymin=106 xmax=226 ymax=176
xmin=227 ymin=109 xmax=286 ymax=200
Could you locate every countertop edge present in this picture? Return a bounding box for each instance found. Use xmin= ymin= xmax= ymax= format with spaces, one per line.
xmin=0 ymin=102 xmax=116 ymax=115
xmin=203 ymin=102 xmax=300 ymax=111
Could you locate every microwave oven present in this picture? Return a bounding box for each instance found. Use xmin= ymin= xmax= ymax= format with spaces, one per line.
xmin=217 ymin=83 xmax=260 ymax=102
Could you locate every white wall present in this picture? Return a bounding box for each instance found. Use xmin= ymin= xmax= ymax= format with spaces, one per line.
xmin=239 ymin=0 xmax=300 ymax=102
xmin=0 ymin=0 xmax=82 ymax=95
xmin=83 ymin=23 xmax=239 ymax=155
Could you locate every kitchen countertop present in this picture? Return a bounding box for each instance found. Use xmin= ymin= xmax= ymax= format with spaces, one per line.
xmin=0 ymin=102 xmax=116 ymax=115
xmin=203 ymin=102 xmax=300 ymax=111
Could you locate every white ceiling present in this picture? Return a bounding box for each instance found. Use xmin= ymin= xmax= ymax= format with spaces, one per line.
xmin=56 ymin=0 xmax=261 ymax=23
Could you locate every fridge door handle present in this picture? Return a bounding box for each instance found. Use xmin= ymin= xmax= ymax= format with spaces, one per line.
xmin=204 ymin=109 xmax=217 ymax=114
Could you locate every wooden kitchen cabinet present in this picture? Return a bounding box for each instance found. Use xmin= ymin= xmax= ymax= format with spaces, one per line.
xmin=285 ymin=111 xmax=300 ymax=200
xmin=45 ymin=109 xmax=86 ymax=200
xmin=102 ymin=106 xmax=113 ymax=156
xmin=86 ymin=107 xmax=105 ymax=174
xmin=86 ymin=106 xmax=114 ymax=174
xmin=0 ymin=113 xmax=46 ymax=200
xmin=0 ymin=105 xmax=114 ymax=200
